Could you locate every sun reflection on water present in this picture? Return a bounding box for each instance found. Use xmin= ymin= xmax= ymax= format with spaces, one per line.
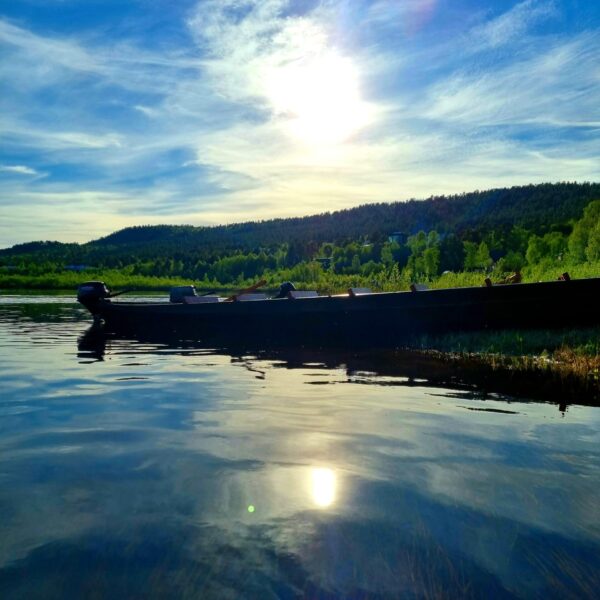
xmin=311 ymin=467 xmax=336 ymax=508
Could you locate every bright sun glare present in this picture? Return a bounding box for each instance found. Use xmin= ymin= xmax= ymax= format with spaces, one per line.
xmin=266 ymin=54 xmax=371 ymax=146
xmin=311 ymin=467 xmax=336 ymax=507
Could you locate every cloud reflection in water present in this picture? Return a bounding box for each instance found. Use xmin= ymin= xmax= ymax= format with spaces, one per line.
xmin=1 ymin=304 xmax=600 ymax=598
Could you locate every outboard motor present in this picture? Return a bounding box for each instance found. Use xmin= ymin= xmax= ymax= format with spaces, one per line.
xmin=77 ymin=281 xmax=111 ymax=313
xmin=169 ymin=285 xmax=197 ymax=303
xmin=272 ymin=281 xmax=296 ymax=299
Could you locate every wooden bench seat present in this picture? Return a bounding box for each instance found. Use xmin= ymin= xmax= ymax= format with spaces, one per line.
xmin=183 ymin=295 xmax=221 ymax=304
xmin=235 ymin=293 xmax=268 ymax=301
xmin=287 ymin=290 xmax=319 ymax=299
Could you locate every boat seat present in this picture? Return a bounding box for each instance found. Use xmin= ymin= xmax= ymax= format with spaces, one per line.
xmin=287 ymin=290 xmax=319 ymax=299
xmin=235 ymin=293 xmax=268 ymax=301
xmin=183 ymin=295 xmax=221 ymax=304
xmin=348 ymin=287 xmax=372 ymax=297
xmin=410 ymin=283 xmax=429 ymax=292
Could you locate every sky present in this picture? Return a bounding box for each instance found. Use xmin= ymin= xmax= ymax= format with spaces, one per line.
xmin=1 ymin=0 xmax=599 ymax=247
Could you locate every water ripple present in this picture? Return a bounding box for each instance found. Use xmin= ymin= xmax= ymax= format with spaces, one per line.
xmin=0 ymin=298 xmax=599 ymax=598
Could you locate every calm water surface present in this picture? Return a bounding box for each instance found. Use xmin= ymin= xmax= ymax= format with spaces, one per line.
xmin=0 ymin=297 xmax=599 ymax=599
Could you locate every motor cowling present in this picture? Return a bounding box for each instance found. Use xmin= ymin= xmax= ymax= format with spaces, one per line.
xmin=77 ymin=281 xmax=111 ymax=310
xmin=169 ymin=285 xmax=197 ymax=303
xmin=272 ymin=281 xmax=296 ymax=299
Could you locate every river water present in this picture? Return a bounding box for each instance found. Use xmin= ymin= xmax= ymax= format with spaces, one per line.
xmin=0 ymin=296 xmax=598 ymax=599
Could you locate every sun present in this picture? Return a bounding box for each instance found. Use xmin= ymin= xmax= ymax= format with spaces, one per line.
xmin=265 ymin=53 xmax=371 ymax=146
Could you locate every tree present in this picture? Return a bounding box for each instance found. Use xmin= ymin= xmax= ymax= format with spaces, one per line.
xmin=463 ymin=241 xmax=478 ymax=270
xmin=476 ymin=242 xmax=492 ymax=270
xmin=423 ymin=246 xmax=440 ymax=278
xmin=498 ymin=251 xmax=525 ymax=272
xmin=439 ymin=235 xmax=465 ymax=272
xmin=543 ymin=232 xmax=567 ymax=260
xmin=319 ymin=242 xmax=334 ymax=258
xmin=407 ymin=231 xmax=427 ymax=256
xmin=427 ymin=230 xmax=440 ymax=247
xmin=568 ymin=200 xmax=600 ymax=263
xmin=526 ymin=236 xmax=546 ymax=265
xmin=586 ymin=221 xmax=600 ymax=262
xmin=380 ymin=243 xmax=395 ymax=266
xmin=361 ymin=260 xmax=380 ymax=276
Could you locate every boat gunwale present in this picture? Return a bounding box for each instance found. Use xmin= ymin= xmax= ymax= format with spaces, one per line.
xmin=103 ymin=277 xmax=591 ymax=307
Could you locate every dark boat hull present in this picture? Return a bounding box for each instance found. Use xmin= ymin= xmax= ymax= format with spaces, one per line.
xmin=80 ymin=278 xmax=600 ymax=345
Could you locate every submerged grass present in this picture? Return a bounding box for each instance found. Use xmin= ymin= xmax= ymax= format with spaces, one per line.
xmin=405 ymin=327 xmax=600 ymax=392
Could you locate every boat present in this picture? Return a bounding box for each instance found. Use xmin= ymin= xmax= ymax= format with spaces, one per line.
xmin=77 ymin=275 xmax=600 ymax=345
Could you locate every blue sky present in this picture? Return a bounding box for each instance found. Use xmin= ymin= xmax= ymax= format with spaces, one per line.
xmin=1 ymin=0 xmax=599 ymax=247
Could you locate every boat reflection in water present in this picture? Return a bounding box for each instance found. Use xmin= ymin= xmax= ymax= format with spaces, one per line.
xmin=77 ymin=324 xmax=599 ymax=410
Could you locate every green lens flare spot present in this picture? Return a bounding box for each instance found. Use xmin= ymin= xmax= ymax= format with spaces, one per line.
xmin=247 ymin=505 xmax=255 ymax=513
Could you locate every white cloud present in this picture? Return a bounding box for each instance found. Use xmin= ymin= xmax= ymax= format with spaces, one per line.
xmin=0 ymin=20 xmax=100 ymax=74
xmin=0 ymin=165 xmax=41 ymax=176
xmin=1 ymin=119 xmax=125 ymax=154
xmin=133 ymin=105 xmax=159 ymax=118
xmin=469 ymin=0 xmax=558 ymax=51
xmin=0 ymin=19 xmax=203 ymax=88
xmin=424 ymin=32 xmax=600 ymax=128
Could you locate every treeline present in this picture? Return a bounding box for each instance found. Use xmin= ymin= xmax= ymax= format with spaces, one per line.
xmin=2 ymin=182 xmax=599 ymax=261
xmin=0 ymin=183 xmax=600 ymax=289
xmin=1 ymin=201 xmax=598 ymax=292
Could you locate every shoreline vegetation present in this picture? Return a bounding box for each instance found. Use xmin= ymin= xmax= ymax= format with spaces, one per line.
xmin=405 ymin=327 xmax=600 ymax=402
xmin=1 ymin=187 xmax=598 ymax=296
xmin=0 ymin=259 xmax=599 ymax=293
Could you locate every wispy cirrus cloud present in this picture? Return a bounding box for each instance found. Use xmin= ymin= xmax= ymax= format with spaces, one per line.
xmin=0 ymin=165 xmax=42 ymax=177
xmin=424 ymin=32 xmax=600 ymax=128
xmin=468 ymin=0 xmax=558 ymax=50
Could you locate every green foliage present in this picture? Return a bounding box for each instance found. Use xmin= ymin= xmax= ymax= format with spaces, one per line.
xmin=423 ymin=246 xmax=440 ymax=278
xmin=439 ymin=235 xmax=464 ymax=272
xmin=587 ymin=221 xmax=600 ymax=262
xmin=526 ymin=235 xmax=546 ymax=265
xmin=475 ymin=241 xmax=492 ymax=270
xmin=463 ymin=241 xmax=479 ymax=270
xmin=526 ymin=232 xmax=567 ymax=265
xmin=405 ymin=230 xmax=441 ymax=279
xmin=1 ymin=186 xmax=599 ymax=294
xmin=496 ymin=251 xmax=525 ymax=272
xmin=568 ymin=200 xmax=600 ymax=262
xmin=544 ymin=231 xmax=568 ymax=260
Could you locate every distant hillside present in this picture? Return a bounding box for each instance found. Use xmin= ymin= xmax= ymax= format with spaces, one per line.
xmin=2 ymin=182 xmax=599 ymax=264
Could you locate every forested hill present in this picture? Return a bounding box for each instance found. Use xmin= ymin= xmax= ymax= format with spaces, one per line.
xmin=91 ymin=182 xmax=600 ymax=250
xmin=3 ymin=182 xmax=599 ymax=262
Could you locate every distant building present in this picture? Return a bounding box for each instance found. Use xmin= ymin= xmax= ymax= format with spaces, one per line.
xmin=64 ymin=265 xmax=88 ymax=272
xmin=388 ymin=232 xmax=407 ymax=245
xmin=315 ymin=257 xmax=332 ymax=269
